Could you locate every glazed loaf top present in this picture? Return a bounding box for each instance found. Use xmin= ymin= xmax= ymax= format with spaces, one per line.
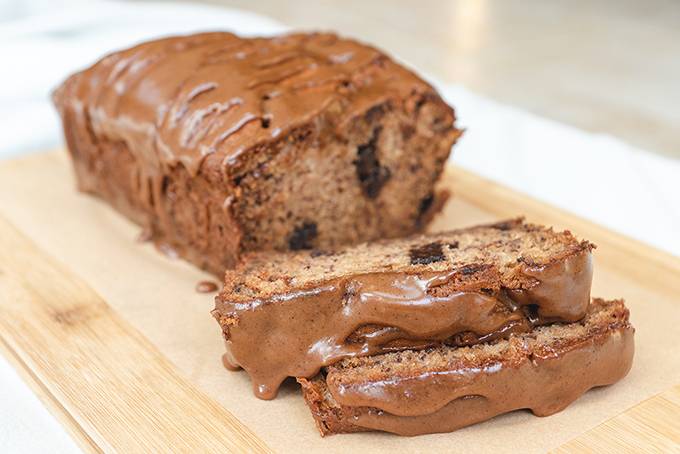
xmin=53 ymin=32 xmax=446 ymax=177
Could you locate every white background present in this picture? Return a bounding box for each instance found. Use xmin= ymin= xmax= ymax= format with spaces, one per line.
xmin=0 ymin=1 xmax=678 ymax=452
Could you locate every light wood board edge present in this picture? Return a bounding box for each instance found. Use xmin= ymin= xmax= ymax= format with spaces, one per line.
xmin=0 ymin=214 xmax=271 ymax=453
xmin=445 ymin=165 xmax=680 ymax=295
xmin=554 ymin=385 xmax=680 ymax=453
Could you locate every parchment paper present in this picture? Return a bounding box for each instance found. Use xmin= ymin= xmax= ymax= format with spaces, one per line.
xmin=1 ymin=151 xmax=678 ymax=453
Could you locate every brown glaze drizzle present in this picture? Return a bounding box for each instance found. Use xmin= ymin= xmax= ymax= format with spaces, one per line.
xmin=508 ymin=251 xmax=593 ymax=322
xmin=215 ymin=250 xmax=593 ymax=399
xmin=53 ymin=31 xmax=429 ymax=184
xmin=329 ymin=327 xmax=634 ymax=436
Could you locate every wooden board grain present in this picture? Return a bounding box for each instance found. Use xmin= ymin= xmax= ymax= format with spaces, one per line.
xmin=0 ymin=151 xmax=678 ymax=453
xmin=555 ymin=385 xmax=680 ymax=453
xmin=0 ymin=215 xmax=270 ymax=453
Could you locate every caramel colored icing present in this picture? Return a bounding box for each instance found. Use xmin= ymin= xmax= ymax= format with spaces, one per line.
xmin=53 ymin=32 xmax=432 ymax=178
xmin=509 ymin=251 xmax=593 ymax=322
xmin=331 ymin=327 xmax=634 ymax=436
xmin=215 ymin=250 xmax=593 ymax=399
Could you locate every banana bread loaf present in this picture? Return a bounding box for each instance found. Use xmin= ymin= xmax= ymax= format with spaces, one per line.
xmin=53 ymin=31 xmax=461 ymax=275
xmin=298 ymin=298 xmax=634 ymax=436
xmin=213 ymin=219 xmax=595 ymax=399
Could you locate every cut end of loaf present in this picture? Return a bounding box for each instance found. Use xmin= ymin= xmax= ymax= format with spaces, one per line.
xmin=230 ymin=93 xmax=461 ymax=259
xmin=220 ymin=218 xmax=594 ymax=301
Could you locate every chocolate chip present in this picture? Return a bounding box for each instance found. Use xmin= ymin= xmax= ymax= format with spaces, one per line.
xmin=459 ymin=264 xmax=485 ymax=275
xmin=518 ymin=256 xmax=538 ymax=267
xmin=365 ymin=104 xmax=386 ymax=123
xmin=524 ymin=304 xmax=541 ymax=325
xmin=261 ymin=117 xmax=271 ymax=128
xmin=448 ymin=241 xmax=459 ymax=249
xmin=310 ymin=249 xmax=331 ymax=258
xmin=491 ymin=220 xmax=514 ymax=231
xmin=400 ymin=124 xmax=415 ymax=140
xmin=354 ymin=127 xmax=391 ymax=198
xmin=288 ymin=222 xmax=317 ymax=250
xmin=417 ymin=193 xmax=434 ymax=217
xmin=415 ymin=193 xmax=437 ymax=228
xmin=409 ymin=242 xmax=445 ymax=265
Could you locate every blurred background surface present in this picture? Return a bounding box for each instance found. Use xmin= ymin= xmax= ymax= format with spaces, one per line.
xmin=3 ymin=0 xmax=680 ymax=158
xmin=188 ymin=0 xmax=680 ymax=158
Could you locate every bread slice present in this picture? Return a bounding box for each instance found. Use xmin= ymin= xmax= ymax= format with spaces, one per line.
xmin=53 ymin=31 xmax=461 ymax=275
xmin=298 ymin=298 xmax=634 ymax=436
xmin=213 ymin=219 xmax=595 ymax=399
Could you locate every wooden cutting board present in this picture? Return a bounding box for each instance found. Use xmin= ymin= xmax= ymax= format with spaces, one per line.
xmin=0 ymin=151 xmax=678 ymax=453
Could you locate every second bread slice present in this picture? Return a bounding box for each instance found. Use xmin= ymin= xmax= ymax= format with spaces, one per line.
xmin=299 ymin=298 xmax=634 ymax=436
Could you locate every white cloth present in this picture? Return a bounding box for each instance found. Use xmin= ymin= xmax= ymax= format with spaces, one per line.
xmin=0 ymin=354 xmax=79 ymax=453
xmin=0 ymin=1 xmax=678 ymax=452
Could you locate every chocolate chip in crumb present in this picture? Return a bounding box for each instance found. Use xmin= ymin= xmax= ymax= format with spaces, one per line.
xmin=524 ymin=304 xmax=541 ymax=325
xmin=448 ymin=241 xmax=459 ymax=249
xmin=492 ymin=220 xmax=514 ymax=231
xmin=460 ymin=264 xmax=483 ymax=275
xmin=354 ymin=127 xmax=391 ymax=198
xmin=409 ymin=242 xmax=445 ymax=265
xmin=417 ymin=193 xmax=434 ymax=216
xmin=288 ymin=222 xmax=317 ymax=250
xmin=310 ymin=249 xmax=331 ymax=258
xmin=365 ymin=104 xmax=387 ymax=123
xmin=400 ymin=123 xmax=415 ymax=140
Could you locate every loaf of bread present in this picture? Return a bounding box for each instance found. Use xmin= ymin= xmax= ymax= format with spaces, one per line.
xmin=53 ymin=32 xmax=461 ymax=274
xmin=298 ymin=298 xmax=634 ymax=436
xmin=213 ymin=219 xmax=595 ymax=399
